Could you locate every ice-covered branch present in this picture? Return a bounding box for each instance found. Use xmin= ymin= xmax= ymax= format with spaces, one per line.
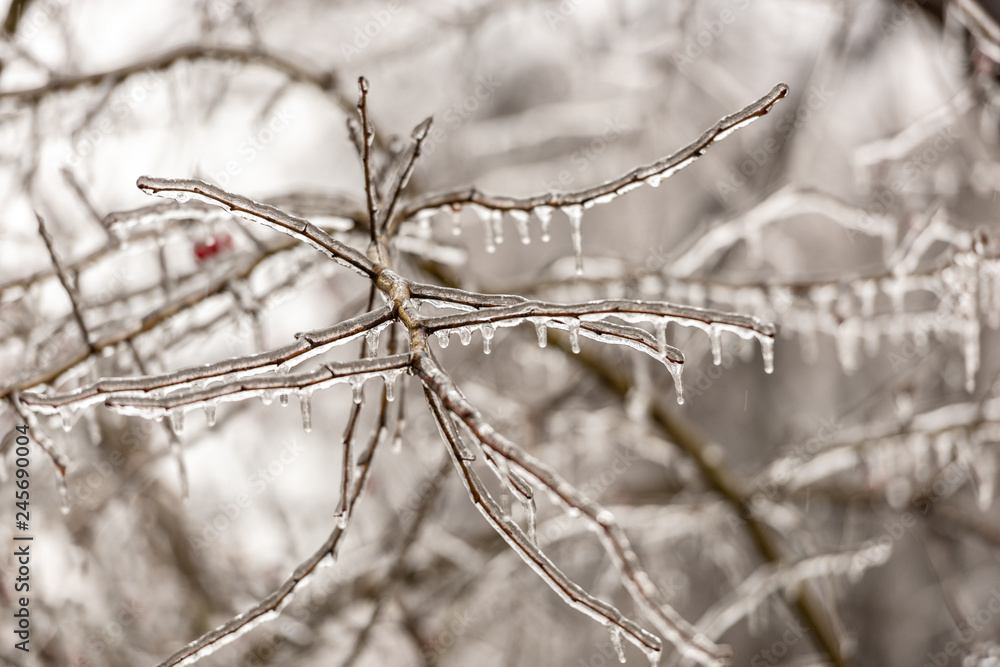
xmin=19 ymin=306 xmax=394 ymax=415
xmin=154 ymin=396 xmax=387 ymax=667
xmin=135 ymin=176 xmax=376 ymax=277
xmin=0 ymin=43 xmax=349 ymax=112
xmin=391 ymin=84 xmax=788 ymax=238
xmin=100 ymin=353 xmax=411 ymax=427
xmin=424 ymin=386 xmax=664 ymax=665
xmin=421 ymin=298 xmax=774 ymax=368
xmin=417 ymin=354 xmax=733 ymax=666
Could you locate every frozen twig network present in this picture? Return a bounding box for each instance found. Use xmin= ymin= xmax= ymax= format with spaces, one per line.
xmin=17 ymin=77 xmax=789 ymax=665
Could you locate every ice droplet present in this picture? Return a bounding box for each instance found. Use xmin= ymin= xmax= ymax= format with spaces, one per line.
xmin=366 ymin=328 xmax=380 ymax=356
xmin=491 ymin=209 xmax=504 ymax=246
xmin=533 ymin=205 xmax=554 ymax=242
xmin=646 ymin=173 xmax=662 ymax=188
xmin=299 ymin=393 xmax=312 ymax=433
xmin=564 ymin=204 xmax=585 ymax=275
xmin=535 ymin=320 xmax=548 ymax=348
xmin=450 ymin=205 xmax=463 ymax=236
xmin=169 ymin=409 xmax=184 ymax=436
xmin=458 ymin=327 xmax=472 ymax=346
xmin=709 ymin=324 xmax=722 ymax=365
xmin=481 ymin=322 xmax=495 ymax=354
xmin=335 ymin=512 xmax=348 ymax=529
xmin=567 ymin=320 xmax=581 ymax=354
xmin=436 ymin=330 xmax=451 ymax=348
xmin=204 ymin=403 xmax=217 ymax=427
xmin=384 ymin=371 xmax=397 ymax=402
xmin=608 ymin=625 xmax=626 ymax=663
xmin=669 ymin=362 xmax=684 ymax=404
xmin=510 ymin=209 xmax=531 ymax=244
xmin=352 ymin=378 xmax=364 ymax=404
xmin=60 ymin=407 xmax=74 ymax=432
xmin=392 ymin=421 xmax=404 ymax=453
xmin=278 ymin=392 xmax=289 ymax=407
xmin=474 ymin=204 xmax=497 ymax=253
xmin=760 ymin=336 xmax=774 ymax=374
xmin=57 ymin=475 xmax=70 ymax=515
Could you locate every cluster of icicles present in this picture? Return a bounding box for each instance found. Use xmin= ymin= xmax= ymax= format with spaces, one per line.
xmin=428 ymin=306 xmax=775 ymax=403
xmin=24 ymin=305 xmax=775 ymax=447
xmin=408 ymin=167 xmax=687 ymax=276
xmin=408 ymin=200 xmax=586 ymax=273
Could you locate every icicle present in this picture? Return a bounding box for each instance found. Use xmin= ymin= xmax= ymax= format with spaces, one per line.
xmin=655 ymin=319 xmax=668 ymax=357
xmin=533 ymin=205 xmax=554 ymax=242
xmin=564 ymin=204 xmax=585 ymax=275
xmin=385 ymin=371 xmax=397 ymax=402
xmin=299 ymin=392 xmax=312 ymax=433
xmin=481 ymin=322 xmax=495 ymax=354
xmin=491 ymin=209 xmax=504 ymax=246
xmin=567 ymin=320 xmax=581 ymax=354
xmin=709 ymin=324 xmax=722 ymax=365
xmin=204 ymin=403 xmax=217 ymax=427
xmin=760 ymin=336 xmax=774 ymax=374
xmin=962 ymin=320 xmax=979 ymax=393
xmin=259 ymin=389 xmax=274 ymax=406
xmin=351 ymin=377 xmax=364 ymax=404
xmin=168 ymin=409 xmax=184 ymax=436
xmin=392 ymin=421 xmax=404 ymax=453
xmin=608 ymin=625 xmax=626 ymax=663
xmin=510 ymin=210 xmax=531 ymax=244
xmin=474 ymin=204 xmax=497 ymax=253
xmin=366 ymin=328 xmax=380 ymax=356
xmin=643 ymin=645 xmax=662 ymax=667
xmin=416 ymin=210 xmax=434 ymax=237
xmin=56 ymin=474 xmax=70 ymax=515
xmin=836 ymin=320 xmax=860 ymax=374
xmin=450 ymin=205 xmax=463 ymax=236
xmin=668 ymin=361 xmax=684 ymax=404
xmin=60 ymin=407 xmax=74 ymax=433
xmin=436 ymin=330 xmax=451 ymax=348
xmin=534 ymin=319 xmax=548 ymax=348
xmin=458 ymin=327 xmax=472 ymax=346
